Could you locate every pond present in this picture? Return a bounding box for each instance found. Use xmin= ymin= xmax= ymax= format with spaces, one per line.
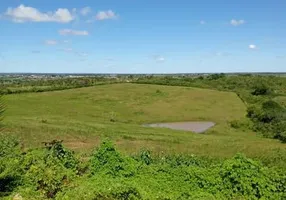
xmin=144 ymin=122 xmax=215 ymax=133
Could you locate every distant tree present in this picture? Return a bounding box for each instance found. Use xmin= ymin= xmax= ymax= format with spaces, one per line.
xmin=207 ymin=73 xmax=225 ymax=80
xmin=251 ymin=82 xmax=271 ymax=96
xmin=128 ymin=75 xmax=134 ymax=79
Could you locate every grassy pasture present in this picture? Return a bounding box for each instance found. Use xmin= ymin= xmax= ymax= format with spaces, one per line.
xmin=3 ymin=83 xmax=286 ymax=166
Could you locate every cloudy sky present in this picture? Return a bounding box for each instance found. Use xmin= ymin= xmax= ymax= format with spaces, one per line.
xmin=0 ymin=0 xmax=285 ymax=73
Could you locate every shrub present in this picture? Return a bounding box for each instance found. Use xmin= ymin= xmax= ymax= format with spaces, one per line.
xmin=207 ymin=73 xmax=226 ymax=80
xmin=22 ymin=141 xmax=78 ymax=198
xmin=0 ymin=136 xmax=23 ymax=196
xmin=155 ymin=89 xmax=162 ymax=94
xmin=138 ymin=149 xmax=152 ymax=165
xmin=276 ymin=131 xmax=286 ymax=143
xmin=90 ymin=141 xmax=136 ymax=177
xmin=110 ymin=185 xmax=142 ymax=200
xmin=21 ymin=140 xmax=78 ymax=198
xmin=41 ymin=119 xmax=48 ymax=124
xmin=274 ymin=122 xmax=286 ymax=143
xmin=228 ymin=119 xmax=252 ymax=130
xmin=44 ymin=140 xmax=78 ymax=170
xmin=220 ymin=154 xmax=281 ymax=199
xmin=251 ymin=83 xmax=271 ymax=96
xmin=23 ymin=150 xmax=76 ymax=198
xmin=56 ymin=182 xmax=142 ymax=200
xmin=246 ymin=100 xmax=286 ymax=142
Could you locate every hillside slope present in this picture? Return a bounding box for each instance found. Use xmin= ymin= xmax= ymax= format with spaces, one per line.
xmin=3 ymin=84 xmax=286 ymax=165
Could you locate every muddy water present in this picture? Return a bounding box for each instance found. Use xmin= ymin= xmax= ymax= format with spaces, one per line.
xmin=144 ymin=122 xmax=215 ymax=133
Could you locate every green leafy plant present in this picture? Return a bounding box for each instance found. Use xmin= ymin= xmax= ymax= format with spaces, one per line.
xmin=44 ymin=140 xmax=78 ymax=170
xmin=90 ymin=140 xmax=136 ymax=177
xmin=0 ymin=136 xmax=22 ymax=196
xmin=220 ymin=154 xmax=282 ymax=199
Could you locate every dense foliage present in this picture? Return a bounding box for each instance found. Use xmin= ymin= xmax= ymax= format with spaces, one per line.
xmin=134 ymin=75 xmax=286 ymax=142
xmin=0 ymin=76 xmax=122 ymax=95
xmin=0 ymin=138 xmax=285 ymax=199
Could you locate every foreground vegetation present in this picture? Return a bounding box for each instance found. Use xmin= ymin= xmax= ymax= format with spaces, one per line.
xmin=1 ymin=138 xmax=286 ymax=199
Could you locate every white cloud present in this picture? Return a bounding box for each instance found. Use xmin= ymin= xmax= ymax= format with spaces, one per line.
xmin=80 ymin=7 xmax=91 ymax=16
xmin=249 ymin=44 xmax=256 ymax=49
xmin=63 ymin=40 xmax=69 ymax=44
xmin=59 ymin=29 xmax=89 ymax=36
xmin=45 ymin=40 xmax=58 ymax=45
xmin=95 ymin=10 xmax=118 ymax=20
xmin=200 ymin=20 xmax=206 ymax=25
xmin=4 ymin=4 xmax=74 ymax=23
xmin=230 ymin=19 xmax=245 ymax=26
xmin=153 ymin=55 xmax=165 ymax=63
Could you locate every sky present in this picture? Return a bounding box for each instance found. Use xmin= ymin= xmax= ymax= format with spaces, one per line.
xmin=0 ymin=0 xmax=285 ymax=73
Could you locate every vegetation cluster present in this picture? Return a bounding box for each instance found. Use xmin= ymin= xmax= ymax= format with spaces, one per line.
xmin=1 ymin=138 xmax=285 ymax=199
xmin=0 ymin=76 xmax=120 ymax=95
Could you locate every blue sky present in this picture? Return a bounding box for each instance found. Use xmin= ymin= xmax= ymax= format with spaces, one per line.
xmin=0 ymin=0 xmax=285 ymax=73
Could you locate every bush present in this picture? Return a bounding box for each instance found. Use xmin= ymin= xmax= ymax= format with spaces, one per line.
xmin=56 ymin=182 xmax=142 ymax=200
xmin=44 ymin=140 xmax=78 ymax=170
xmin=207 ymin=73 xmax=226 ymax=80
xmin=274 ymin=121 xmax=286 ymax=143
xmin=276 ymin=131 xmax=286 ymax=143
xmin=0 ymin=136 xmax=23 ymax=196
xmin=1 ymin=138 xmax=286 ymax=199
xmin=90 ymin=141 xmax=136 ymax=177
xmin=109 ymin=185 xmax=142 ymax=200
xmin=220 ymin=154 xmax=282 ymax=199
xmin=138 ymin=149 xmax=152 ymax=165
xmin=246 ymin=100 xmax=286 ymax=142
xmin=23 ymin=150 xmax=76 ymax=198
xmin=21 ymin=140 xmax=78 ymax=198
xmin=229 ymin=119 xmax=252 ymax=130
xmin=251 ymin=83 xmax=271 ymax=96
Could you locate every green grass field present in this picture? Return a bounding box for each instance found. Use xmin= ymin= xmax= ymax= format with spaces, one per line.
xmin=3 ymin=83 xmax=286 ymax=166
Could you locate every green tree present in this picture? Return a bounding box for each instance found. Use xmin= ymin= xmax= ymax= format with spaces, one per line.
xmin=251 ymin=82 xmax=271 ymax=96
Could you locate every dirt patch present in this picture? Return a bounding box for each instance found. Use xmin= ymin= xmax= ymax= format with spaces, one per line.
xmin=144 ymin=122 xmax=215 ymax=133
xmin=64 ymin=138 xmax=100 ymax=150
